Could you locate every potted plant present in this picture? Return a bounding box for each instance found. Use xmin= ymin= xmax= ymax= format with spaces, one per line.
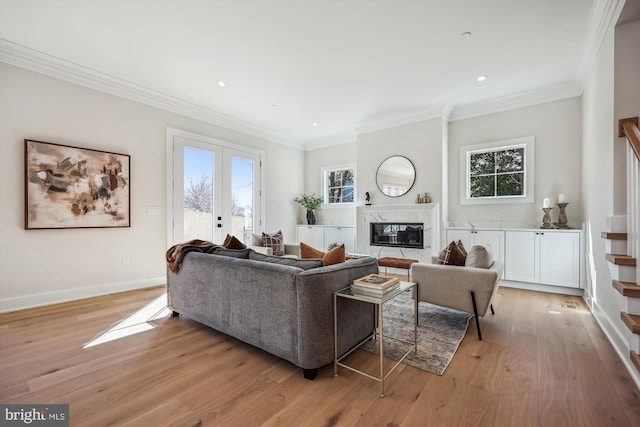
xmin=294 ymin=193 xmax=323 ymax=225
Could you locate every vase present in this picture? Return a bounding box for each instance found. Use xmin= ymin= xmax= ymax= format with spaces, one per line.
xmin=306 ymin=210 xmax=317 ymax=225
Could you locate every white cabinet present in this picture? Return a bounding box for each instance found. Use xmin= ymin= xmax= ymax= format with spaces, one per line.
xmin=296 ymin=226 xmax=324 ymax=250
xmin=504 ymin=230 xmax=581 ymax=288
xmin=445 ymin=229 xmax=504 ymax=263
xmin=296 ymin=225 xmax=356 ymax=253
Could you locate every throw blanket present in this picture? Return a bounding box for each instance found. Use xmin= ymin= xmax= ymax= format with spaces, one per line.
xmin=166 ymin=239 xmax=219 ymax=273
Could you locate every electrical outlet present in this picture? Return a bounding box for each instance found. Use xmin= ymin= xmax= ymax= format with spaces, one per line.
xmin=122 ymin=256 xmax=131 ymax=266
xmin=494 ymin=212 xmax=500 ymax=220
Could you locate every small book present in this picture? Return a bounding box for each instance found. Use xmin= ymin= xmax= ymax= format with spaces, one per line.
xmin=352 ymin=282 xmax=400 ymax=296
xmin=353 ymin=274 xmax=399 ymax=290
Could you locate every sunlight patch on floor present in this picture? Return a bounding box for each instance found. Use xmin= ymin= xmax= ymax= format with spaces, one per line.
xmin=83 ymin=294 xmax=170 ymax=348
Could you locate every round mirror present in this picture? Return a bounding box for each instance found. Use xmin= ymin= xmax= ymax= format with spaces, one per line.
xmin=376 ymin=156 xmax=416 ymax=197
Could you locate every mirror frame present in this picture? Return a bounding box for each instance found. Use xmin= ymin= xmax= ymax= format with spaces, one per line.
xmin=375 ymin=155 xmax=416 ymax=197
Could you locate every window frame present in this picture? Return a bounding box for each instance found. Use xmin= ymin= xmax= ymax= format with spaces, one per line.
xmin=459 ymin=136 xmax=535 ymax=205
xmin=322 ymin=163 xmax=356 ymax=207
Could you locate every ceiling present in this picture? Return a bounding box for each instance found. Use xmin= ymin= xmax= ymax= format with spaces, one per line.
xmin=0 ymin=0 xmax=623 ymax=150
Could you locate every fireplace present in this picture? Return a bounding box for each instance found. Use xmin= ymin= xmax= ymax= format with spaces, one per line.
xmin=370 ymin=222 xmax=424 ymax=249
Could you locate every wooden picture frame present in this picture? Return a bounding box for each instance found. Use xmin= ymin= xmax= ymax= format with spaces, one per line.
xmin=25 ymin=139 xmax=131 ymax=229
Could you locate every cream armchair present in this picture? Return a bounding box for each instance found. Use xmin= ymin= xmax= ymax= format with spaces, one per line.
xmin=410 ymin=257 xmax=503 ymax=340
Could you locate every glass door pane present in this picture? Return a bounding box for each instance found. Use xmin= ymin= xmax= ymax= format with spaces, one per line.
xmin=230 ymin=156 xmax=255 ymax=245
xmin=183 ymin=147 xmax=214 ymax=242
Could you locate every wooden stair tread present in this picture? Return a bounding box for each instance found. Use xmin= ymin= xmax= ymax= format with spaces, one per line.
xmin=601 ymin=232 xmax=627 ymax=240
xmin=621 ymin=312 xmax=640 ymax=334
xmin=605 ymin=253 xmax=637 ymax=266
xmin=631 ymin=351 xmax=640 ymax=374
xmin=613 ymin=280 xmax=640 ymax=298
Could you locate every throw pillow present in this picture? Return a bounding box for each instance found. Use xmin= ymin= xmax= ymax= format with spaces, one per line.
xmin=223 ymin=234 xmax=247 ymax=250
xmin=262 ymin=230 xmax=285 ymax=256
xmin=251 ymin=233 xmax=263 ymax=247
xmin=300 ymin=242 xmax=346 ymax=266
xmin=465 ymin=245 xmax=493 ymax=268
xmin=437 ymin=241 xmax=466 ymax=266
xmin=457 ymin=239 xmax=467 ymax=256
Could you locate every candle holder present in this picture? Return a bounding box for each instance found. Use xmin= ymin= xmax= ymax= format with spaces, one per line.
xmin=541 ymin=207 xmax=553 ymax=229
xmin=555 ymin=203 xmax=569 ymax=228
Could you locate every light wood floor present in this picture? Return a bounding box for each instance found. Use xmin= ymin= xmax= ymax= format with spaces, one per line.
xmin=1 ymin=285 xmax=639 ymax=427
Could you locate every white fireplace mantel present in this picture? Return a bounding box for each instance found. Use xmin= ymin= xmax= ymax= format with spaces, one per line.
xmin=356 ymin=204 xmax=440 ymax=263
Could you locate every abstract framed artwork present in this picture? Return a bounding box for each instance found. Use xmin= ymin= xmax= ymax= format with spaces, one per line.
xmin=25 ymin=139 xmax=130 ymax=229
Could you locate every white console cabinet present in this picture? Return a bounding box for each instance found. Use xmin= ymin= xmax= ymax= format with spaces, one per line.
xmin=504 ymin=230 xmax=581 ymax=288
xmin=296 ymin=225 xmax=356 ymax=253
xmin=445 ymin=229 xmax=504 ymax=264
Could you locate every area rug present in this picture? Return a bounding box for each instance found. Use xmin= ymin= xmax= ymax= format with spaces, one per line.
xmin=359 ymin=291 xmax=472 ymax=375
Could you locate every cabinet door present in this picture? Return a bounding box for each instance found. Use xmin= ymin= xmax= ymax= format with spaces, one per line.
xmin=324 ymin=227 xmax=356 ymax=253
xmin=505 ymin=231 xmax=538 ymax=283
xmin=296 ymin=226 xmax=324 ymax=250
xmin=475 ymin=230 xmax=504 ymax=263
xmin=445 ymin=230 xmax=472 ymax=249
xmin=539 ymin=232 xmax=580 ymax=287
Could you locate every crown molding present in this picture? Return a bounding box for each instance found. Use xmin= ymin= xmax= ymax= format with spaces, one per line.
xmin=576 ymin=0 xmax=625 ymax=88
xmin=0 ymin=39 xmax=303 ymax=150
xmin=448 ymin=82 xmax=582 ymax=122
xmin=302 ymin=130 xmax=357 ymax=151
xmin=353 ymin=104 xmax=447 ymax=136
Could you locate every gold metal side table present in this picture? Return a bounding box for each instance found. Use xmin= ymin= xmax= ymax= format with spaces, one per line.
xmin=333 ymin=281 xmax=417 ymax=397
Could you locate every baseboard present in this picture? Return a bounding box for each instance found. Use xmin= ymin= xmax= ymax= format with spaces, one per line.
xmin=591 ymin=299 xmax=640 ymax=391
xmin=0 ymin=276 xmax=167 ymax=313
xmin=499 ymin=280 xmax=584 ymax=296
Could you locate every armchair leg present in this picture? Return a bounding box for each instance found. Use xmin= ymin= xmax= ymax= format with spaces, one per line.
xmin=490 ymin=303 xmax=495 ymax=315
xmin=470 ymin=291 xmax=483 ymax=341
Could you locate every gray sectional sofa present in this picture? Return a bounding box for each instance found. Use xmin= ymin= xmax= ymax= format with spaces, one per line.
xmin=167 ymin=247 xmax=378 ymax=379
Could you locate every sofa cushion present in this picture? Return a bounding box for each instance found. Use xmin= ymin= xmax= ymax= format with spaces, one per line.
xmin=210 ymin=247 xmax=250 ymax=258
xmin=248 ymin=249 xmax=324 ymax=270
xmin=262 ymin=230 xmax=285 ymax=256
xmin=223 ymin=234 xmax=247 ymax=250
xmin=465 ymin=245 xmax=493 ymax=269
xmin=438 ymin=240 xmax=466 ymax=266
xmin=300 ymin=242 xmax=346 ymax=266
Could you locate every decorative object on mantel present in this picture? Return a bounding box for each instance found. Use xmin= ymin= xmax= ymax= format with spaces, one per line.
xmin=365 ymin=191 xmax=371 ymax=205
xmin=415 ymin=192 xmax=431 ymax=204
xmin=294 ymin=193 xmax=323 ymax=225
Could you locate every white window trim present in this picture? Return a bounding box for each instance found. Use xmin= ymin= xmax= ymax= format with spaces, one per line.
xmin=459 ymin=136 xmax=535 ymax=205
xmin=321 ymin=163 xmax=356 ymax=208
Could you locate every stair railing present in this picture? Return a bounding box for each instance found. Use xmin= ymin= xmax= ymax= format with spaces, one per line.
xmin=620 ymin=117 xmax=640 ymax=285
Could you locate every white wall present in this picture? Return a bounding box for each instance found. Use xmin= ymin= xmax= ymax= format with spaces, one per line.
xmin=302 ymin=142 xmax=356 ymax=226
xmin=448 ymin=97 xmax=583 ymax=226
xmin=614 ymin=19 xmax=640 ymax=214
xmin=0 ymin=64 xmax=303 ymax=311
xmin=356 ymin=119 xmax=444 ymax=209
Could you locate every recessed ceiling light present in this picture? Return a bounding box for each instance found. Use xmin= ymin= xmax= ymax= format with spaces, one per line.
xmin=217 ymin=81 xmax=226 ymax=87
xmin=461 ymin=31 xmax=472 ymax=37
xmin=312 ymin=122 xmax=319 ymax=127
xmin=476 ymin=75 xmax=487 ymax=82
xmin=271 ymin=104 xmax=277 ymax=107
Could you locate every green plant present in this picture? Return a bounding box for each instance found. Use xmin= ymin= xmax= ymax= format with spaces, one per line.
xmin=294 ymin=193 xmax=323 ymax=211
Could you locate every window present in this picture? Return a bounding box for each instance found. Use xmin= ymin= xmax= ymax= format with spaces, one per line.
xmin=460 ymin=137 xmax=534 ymax=205
xmin=323 ymin=164 xmax=355 ymax=205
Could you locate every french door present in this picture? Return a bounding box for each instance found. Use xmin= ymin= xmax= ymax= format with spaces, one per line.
xmin=168 ymin=129 xmax=263 ymax=246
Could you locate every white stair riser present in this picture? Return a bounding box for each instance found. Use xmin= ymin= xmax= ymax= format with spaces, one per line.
xmin=609 ymin=264 xmax=637 ymax=282
xmin=606 ymin=240 xmax=628 ymax=254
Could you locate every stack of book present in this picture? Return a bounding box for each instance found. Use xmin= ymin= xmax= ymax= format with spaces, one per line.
xmin=351 ymin=274 xmax=400 ymax=297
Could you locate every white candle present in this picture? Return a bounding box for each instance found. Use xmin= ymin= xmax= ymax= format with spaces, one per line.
xmin=558 ymin=193 xmax=566 ymax=204
xmin=543 ymin=198 xmax=551 ymax=208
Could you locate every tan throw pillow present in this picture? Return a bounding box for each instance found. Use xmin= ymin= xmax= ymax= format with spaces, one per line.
xmin=223 ymin=234 xmax=247 ymax=250
xmin=251 ymin=233 xmax=263 ymax=247
xmin=300 ymin=242 xmax=346 ymax=266
xmin=300 ymin=241 xmax=325 ymax=259
xmin=465 ymin=245 xmax=493 ymax=268
xmin=438 ymin=241 xmax=466 ymax=266
xmin=262 ymin=230 xmax=284 ymax=256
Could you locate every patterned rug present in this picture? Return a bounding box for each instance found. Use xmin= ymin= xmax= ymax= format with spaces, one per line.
xmin=359 ymin=291 xmax=472 ymax=375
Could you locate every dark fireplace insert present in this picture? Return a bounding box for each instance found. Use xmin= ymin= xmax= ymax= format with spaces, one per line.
xmin=370 ymin=222 xmax=424 ymax=249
